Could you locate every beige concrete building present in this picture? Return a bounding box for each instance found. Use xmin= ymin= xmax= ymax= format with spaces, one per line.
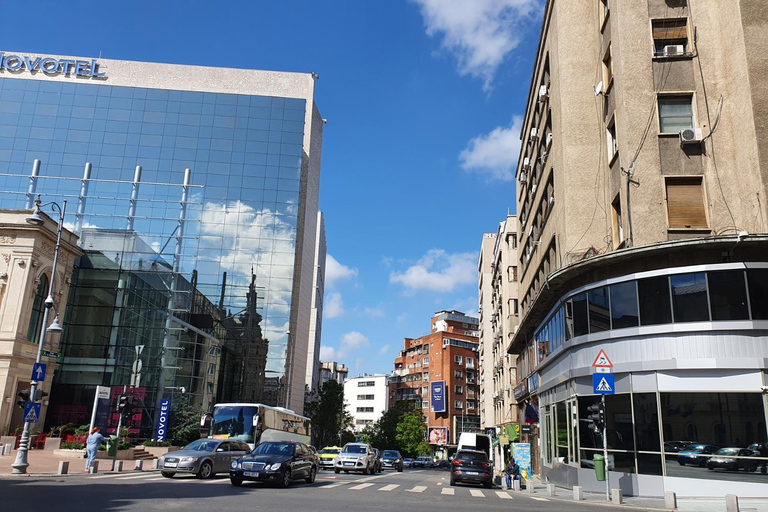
xmin=478 ymin=216 xmax=520 ymax=471
xmin=509 ymin=0 xmax=768 ymax=498
xmin=0 ymin=210 xmax=80 ymax=435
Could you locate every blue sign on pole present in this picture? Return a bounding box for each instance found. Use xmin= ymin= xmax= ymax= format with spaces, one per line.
xmin=155 ymin=398 xmax=170 ymax=441
xmin=430 ymin=381 xmax=446 ymax=413
xmin=24 ymin=402 xmax=41 ymax=423
xmin=593 ymin=373 xmax=615 ymax=395
xmin=31 ymin=363 xmax=47 ymax=382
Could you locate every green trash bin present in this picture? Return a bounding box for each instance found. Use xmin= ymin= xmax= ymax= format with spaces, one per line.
xmin=593 ymin=454 xmax=605 ymax=481
xmin=107 ymin=435 xmax=118 ymax=457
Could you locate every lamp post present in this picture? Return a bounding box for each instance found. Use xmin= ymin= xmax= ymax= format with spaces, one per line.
xmin=12 ymin=195 xmax=67 ymax=474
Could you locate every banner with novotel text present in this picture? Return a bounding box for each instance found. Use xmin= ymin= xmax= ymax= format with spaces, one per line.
xmin=430 ymin=380 xmax=446 ymax=413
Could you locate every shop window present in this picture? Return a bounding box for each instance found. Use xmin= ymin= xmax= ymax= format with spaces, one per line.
xmin=670 ymin=272 xmax=709 ymax=322
xmin=652 ymin=18 xmax=689 ymax=57
xmin=638 ymin=276 xmax=672 ymax=325
xmin=665 ymin=177 xmax=707 ymax=229
xmin=588 ymin=287 xmax=610 ymax=333
xmin=610 ymin=281 xmax=639 ymax=329
xmin=747 ymin=269 xmax=768 ymax=320
xmin=556 ymin=402 xmax=569 ymax=462
xmin=708 ymin=270 xmax=749 ymax=321
xmin=658 ymin=95 xmax=694 ymax=133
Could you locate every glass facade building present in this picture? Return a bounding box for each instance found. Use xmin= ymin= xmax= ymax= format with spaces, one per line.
xmin=0 ymin=55 xmax=323 ymax=437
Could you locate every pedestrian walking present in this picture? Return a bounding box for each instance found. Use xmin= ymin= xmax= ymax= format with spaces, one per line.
xmin=85 ymin=426 xmax=107 ymax=472
xmin=505 ymin=458 xmax=521 ymax=489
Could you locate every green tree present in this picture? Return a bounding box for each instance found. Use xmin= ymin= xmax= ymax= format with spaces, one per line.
xmin=304 ymin=380 xmax=351 ymax=447
xmin=395 ymin=412 xmax=428 ymax=457
xmin=167 ymin=396 xmax=203 ymax=446
xmin=366 ymin=400 xmax=422 ymax=451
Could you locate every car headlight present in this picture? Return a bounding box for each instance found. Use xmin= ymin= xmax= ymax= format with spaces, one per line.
xmin=231 ymin=460 xmax=240 ymax=469
xmin=268 ymin=462 xmax=282 ymax=471
xmin=180 ymin=457 xmax=198 ymax=463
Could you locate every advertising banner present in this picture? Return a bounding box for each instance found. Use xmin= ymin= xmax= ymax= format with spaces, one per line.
xmin=88 ymin=385 xmax=111 ymax=435
xmin=430 ymin=380 xmax=446 ymax=413
xmin=155 ymin=398 xmax=171 ymax=442
xmin=512 ymin=443 xmax=532 ymax=481
xmin=428 ymin=426 xmax=448 ymax=445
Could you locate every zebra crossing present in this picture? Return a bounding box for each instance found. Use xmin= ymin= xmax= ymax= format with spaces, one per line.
xmin=79 ymin=471 xmax=552 ymax=501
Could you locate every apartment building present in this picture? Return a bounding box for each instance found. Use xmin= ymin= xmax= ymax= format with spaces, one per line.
xmin=508 ymin=0 xmax=768 ymax=498
xmin=319 ymin=361 xmax=348 ymax=387
xmin=344 ymin=374 xmax=388 ymax=432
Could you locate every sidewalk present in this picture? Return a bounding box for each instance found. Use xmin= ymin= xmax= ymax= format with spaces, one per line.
xmin=0 ymin=448 xmax=153 ymax=476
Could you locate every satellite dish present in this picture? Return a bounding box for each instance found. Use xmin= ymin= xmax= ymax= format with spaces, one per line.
xmin=594 ymin=81 xmax=604 ymax=96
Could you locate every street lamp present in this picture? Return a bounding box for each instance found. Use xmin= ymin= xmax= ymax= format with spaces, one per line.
xmin=12 ymin=195 xmax=67 ymax=474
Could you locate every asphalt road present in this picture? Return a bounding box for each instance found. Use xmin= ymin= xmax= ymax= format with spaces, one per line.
xmin=2 ymin=467 xmax=633 ymax=512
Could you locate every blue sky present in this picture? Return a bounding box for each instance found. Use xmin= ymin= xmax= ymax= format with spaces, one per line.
xmin=5 ymin=0 xmax=544 ymax=377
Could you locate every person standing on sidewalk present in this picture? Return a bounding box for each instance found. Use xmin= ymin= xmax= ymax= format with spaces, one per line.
xmin=85 ymin=427 xmax=107 ymax=472
xmin=505 ymin=458 xmax=520 ymax=489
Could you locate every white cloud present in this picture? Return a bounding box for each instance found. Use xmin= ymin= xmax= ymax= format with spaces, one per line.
xmin=320 ymin=331 xmax=371 ymax=364
xmin=378 ymin=344 xmax=390 ymax=355
xmin=390 ymin=249 xmax=478 ymax=293
xmin=324 ymin=292 xmax=345 ymax=319
xmin=326 ymin=254 xmax=358 ymax=288
xmin=460 ymin=116 xmax=523 ymax=181
xmin=357 ymin=305 xmax=385 ymax=318
xmin=414 ymin=0 xmax=540 ymax=90
xmin=319 ymin=345 xmax=337 ymax=361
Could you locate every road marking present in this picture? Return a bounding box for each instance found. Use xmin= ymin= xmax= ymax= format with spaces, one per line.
xmin=496 ymin=491 xmax=513 ymax=499
xmin=91 ymin=473 xmax=133 ymax=479
xmin=407 ymin=485 xmax=428 ymax=493
xmin=115 ymin=474 xmax=158 ymax=480
xmin=441 ymin=488 xmax=454 ymax=495
xmin=208 ymin=478 xmax=231 ymax=483
xmin=531 ymin=497 xmax=550 ymax=501
xmin=320 ymin=483 xmax=342 ymax=489
xmin=379 ymin=484 xmax=399 ymax=491
xmin=349 ymin=483 xmax=374 ymax=490
xmin=469 ymin=489 xmax=485 ymax=498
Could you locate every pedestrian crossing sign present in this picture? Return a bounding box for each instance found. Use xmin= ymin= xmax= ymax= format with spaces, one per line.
xmin=23 ymin=402 xmax=41 ymax=423
xmin=592 ymin=373 xmax=615 ymax=395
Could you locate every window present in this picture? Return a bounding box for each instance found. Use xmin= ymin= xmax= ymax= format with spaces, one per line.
xmin=658 ymin=95 xmax=694 ymax=133
xmin=26 ymin=274 xmax=49 ymax=344
xmin=455 ymin=385 xmax=463 ymax=394
xmin=639 ymin=276 xmax=673 ymax=325
xmin=665 ymin=177 xmax=707 ymax=229
xmin=422 ymin=386 xmax=428 ymax=395
xmin=606 ymin=117 xmax=618 ymax=162
xmin=422 ymin=372 xmax=429 ymax=381
xmin=588 ymin=287 xmax=610 ymax=333
xmin=599 ymin=0 xmax=609 ymax=28
xmin=466 ymin=401 xmax=475 ymax=409
xmin=454 ymin=355 xmax=463 ymax=365
xmin=508 ymin=266 xmax=518 ymax=282
xmin=454 ymin=401 xmax=464 ymax=409
xmin=357 ymin=407 xmax=374 ymax=413
xmin=611 ymin=195 xmax=624 ymax=248
xmin=466 ymin=357 xmax=474 ymax=368
xmin=571 ymin=292 xmax=589 ymax=337
xmin=357 ymin=394 xmax=375 ymax=400
xmin=652 ymin=18 xmax=689 ymax=56
xmin=671 ymin=272 xmax=709 ymax=322
xmin=422 ymin=401 xmax=428 ymax=409
xmin=509 ymin=298 xmax=519 ymax=315
xmin=610 ymin=281 xmax=639 ymax=329
xmin=454 ymin=370 xmax=463 ymax=379
xmin=708 ymin=270 xmax=749 ymax=321
xmin=747 ymin=269 xmax=768 ymax=320
xmin=602 ymin=44 xmax=613 ymax=88
xmin=357 ymin=381 xmax=375 ymax=387
xmin=422 ymin=357 xmax=429 ymax=365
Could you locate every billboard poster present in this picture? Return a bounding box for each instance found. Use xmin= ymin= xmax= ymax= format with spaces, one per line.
xmin=89 ymin=385 xmax=111 ymax=435
xmin=430 ymin=380 xmax=446 ymax=413
xmin=428 ymin=426 xmax=448 ymax=445
xmin=512 ymin=443 xmax=532 ymax=481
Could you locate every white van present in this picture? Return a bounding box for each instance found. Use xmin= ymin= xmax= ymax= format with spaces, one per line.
xmin=457 ymin=433 xmax=493 ymax=461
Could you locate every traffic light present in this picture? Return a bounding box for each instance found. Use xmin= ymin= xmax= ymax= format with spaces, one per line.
xmin=17 ymin=389 xmax=31 ymax=409
xmin=117 ymin=395 xmax=135 ymax=415
xmin=33 ymin=389 xmax=49 ymax=402
xmin=587 ymin=401 xmax=606 ymax=431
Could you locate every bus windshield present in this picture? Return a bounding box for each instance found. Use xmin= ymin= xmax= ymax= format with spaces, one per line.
xmin=210 ymin=405 xmax=257 ymax=444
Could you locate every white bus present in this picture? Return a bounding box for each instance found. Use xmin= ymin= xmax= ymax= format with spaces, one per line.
xmin=201 ymin=403 xmax=311 ymax=449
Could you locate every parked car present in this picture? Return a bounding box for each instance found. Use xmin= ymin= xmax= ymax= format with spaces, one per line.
xmin=334 ymin=442 xmax=376 ymax=474
xmin=372 ymin=448 xmax=383 ymax=473
xmin=706 ymin=447 xmax=759 ymax=472
xmin=403 ymin=458 xmax=413 ymax=468
xmin=413 ymin=456 xmax=433 ymax=468
xmin=664 ymin=441 xmax=696 ymax=454
xmin=160 ymin=439 xmax=250 ymax=479
xmin=317 ymin=446 xmax=341 ymax=470
xmin=435 ymin=460 xmax=451 ymax=469
xmin=677 ymin=444 xmax=719 ymax=467
xmin=229 ymin=440 xmax=319 ymax=487
xmin=381 ymin=450 xmax=404 ymax=472
xmin=449 ymin=450 xmax=493 ymax=488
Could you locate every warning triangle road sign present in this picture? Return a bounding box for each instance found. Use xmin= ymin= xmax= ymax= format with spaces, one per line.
xmin=596 ymin=378 xmax=613 ymax=392
xmin=592 ymin=349 xmax=613 ymax=368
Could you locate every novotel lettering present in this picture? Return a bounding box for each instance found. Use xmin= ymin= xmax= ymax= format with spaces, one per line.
xmin=0 ymin=53 xmax=105 ymax=78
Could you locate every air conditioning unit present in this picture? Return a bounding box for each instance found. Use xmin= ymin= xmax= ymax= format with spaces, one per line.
xmin=538 ymin=84 xmax=549 ymax=101
xmin=679 ymin=127 xmax=703 ymax=145
xmin=663 ymin=44 xmax=685 ymax=56
xmin=531 ymin=183 xmax=538 ymax=194
xmin=545 ymin=133 xmax=553 ymax=147
xmin=522 ymin=157 xmax=531 ymax=170
xmin=529 ymin=128 xmax=539 ymax=141
xmin=519 ymin=171 xmax=528 ymax=183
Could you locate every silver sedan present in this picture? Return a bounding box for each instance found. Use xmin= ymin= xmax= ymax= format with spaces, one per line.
xmin=160 ymin=439 xmax=251 ymax=478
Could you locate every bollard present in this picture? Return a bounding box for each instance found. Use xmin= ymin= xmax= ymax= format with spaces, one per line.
xmin=134 ymin=460 xmax=143 ymax=471
xmin=725 ymin=494 xmax=740 ymax=512
xmin=58 ymin=461 xmax=69 ymax=475
xmin=611 ymin=488 xmax=623 ymax=504
xmin=574 ymin=486 xmax=584 ymax=501
xmin=152 ymin=459 xmax=160 ymax=470
xmin=526 ymin=480 xmax=535 ymax=493
xmin=89 ymin=461 xmax=99 ymax=474
xmin=114 ymin=460 xmax=123 ymax=472
xmin=3 ymin=444 xmax=11 ymax=455
xmin=513 ymin=479 xmax=521 ymax=491
xmin=547 ymin=483 xmax=556 ymax=497
xmin=665 ymin=491 xmax=677 ymax=510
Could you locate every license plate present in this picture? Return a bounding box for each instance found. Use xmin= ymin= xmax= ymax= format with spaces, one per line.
xmin=243 ymin=471 xmax=259 ymax=477
xmin=466 ymin=471 xmax=479 ymax=475
xmin=344 ymin=462 xmax=354 ymax=466
xmin=164 ymin=462 xmax=178 ymax=468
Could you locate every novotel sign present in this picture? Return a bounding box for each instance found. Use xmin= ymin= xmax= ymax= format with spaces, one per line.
xmin=0 ymin=53 xmax=105 ymax=78
xmin=155 ymin=398 xmax=170 ymax=442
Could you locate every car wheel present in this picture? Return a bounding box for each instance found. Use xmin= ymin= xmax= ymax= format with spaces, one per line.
xmin=161 ymin=471 xmax=174 ymax=478
xmin=230 ymin=478 xmax=243 ymax=486
xmin=678 ymin=461 xmax=685 ymax=466
xmin=197 ymin=460 xmax=214 ymax=479
xmin=334 ymin=468 xmax=340 ymax=474
xmin=397 ymin=466 xmax=403 ymax=473
xmin=306 ymin=465 xmax=316 ymax=484
xmin=483 ymin=481 xmax=492 ymax=489
xmin=450 ymin=478 xmax=456 ymax=486
xmin=280 ymin=469 xmax=292 ymax=488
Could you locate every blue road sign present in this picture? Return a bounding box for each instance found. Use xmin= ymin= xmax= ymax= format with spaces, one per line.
xmin=24 ymin=402 xmax=41 ymax=423
xmin=31 ymin=363 xmax=47 ymax=382
xmin=593 ymin=373 xmax=615 ymax=395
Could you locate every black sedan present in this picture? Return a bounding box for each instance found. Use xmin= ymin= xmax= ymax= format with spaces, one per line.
xmin=381 ymin=450 xmax=404 ymax=472
xmin=230 ymin=441 xmax=319 ymax=487
xmin=450 ymin=450 xmax=493 ymax=488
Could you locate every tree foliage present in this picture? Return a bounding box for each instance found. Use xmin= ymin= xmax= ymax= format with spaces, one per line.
xmin=395 ymin=412 xmax=429 ymax=457
xmin=365 ymin=400 xmax=424 ymax=453
xmin=304 ymin=380 xmax=351 ymax=447
xmin=168 ymin=396 xmax=203 ymax=446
